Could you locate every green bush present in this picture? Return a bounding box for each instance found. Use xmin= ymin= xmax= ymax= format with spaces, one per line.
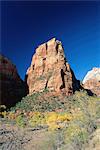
xmin=16 ymin=115 xmax=26 ymax=127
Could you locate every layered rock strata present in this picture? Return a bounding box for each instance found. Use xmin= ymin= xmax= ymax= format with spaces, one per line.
xmin=26 ymin=38 xmax=80 ymax=95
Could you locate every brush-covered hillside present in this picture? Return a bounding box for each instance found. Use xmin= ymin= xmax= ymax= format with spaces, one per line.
xmin=0 ymin=90 xmax=100 ymax=150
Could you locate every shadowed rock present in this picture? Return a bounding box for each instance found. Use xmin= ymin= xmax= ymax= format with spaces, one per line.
xmin=0 ymin=54 xmax=27 ymax=107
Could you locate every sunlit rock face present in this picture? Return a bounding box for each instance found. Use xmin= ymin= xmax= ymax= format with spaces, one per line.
xmin=83 ymin=67 xmax=100 ymax=96
xmin=0 ymin=54 xmax=27 ymax=107
xmin=26 ymin=38 xmax=80 ymax=95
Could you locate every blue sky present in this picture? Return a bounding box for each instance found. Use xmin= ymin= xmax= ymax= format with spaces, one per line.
xmin=1 ymin=1 xmax=100 ymax=81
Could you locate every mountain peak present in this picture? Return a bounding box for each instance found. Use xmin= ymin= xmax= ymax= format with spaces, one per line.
xmin=83 ymin=67 xmax=100 ymax=96
xmin=83 ymin=67 xmax=100 ymax=84
xmin=26 ymin=38 xmax=80 ymax=95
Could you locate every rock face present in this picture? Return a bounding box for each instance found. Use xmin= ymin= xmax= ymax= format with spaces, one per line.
xmin=26 ymin=38 xmax=80 ymax=95
xmin=83 ymin=67 xmax=100 ymax=96
xmin=0 ymin=54 xmax=27 ymax=107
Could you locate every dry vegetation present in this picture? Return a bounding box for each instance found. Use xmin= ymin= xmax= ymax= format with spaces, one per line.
xmin=0 ymin=90 xmax=100 ymax=150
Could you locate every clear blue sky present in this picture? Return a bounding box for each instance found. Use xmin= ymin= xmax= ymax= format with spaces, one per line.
xmin=1 ymin=1 xmax=100 ymax=81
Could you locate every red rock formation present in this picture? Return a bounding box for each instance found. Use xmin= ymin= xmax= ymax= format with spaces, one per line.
xmin=83 ymin=67 xmax=100 ymax=96
xmin=0 ymin=54 xmax=27 ymax=107
xmin=26 ymin=38 xmax=80 ymax=95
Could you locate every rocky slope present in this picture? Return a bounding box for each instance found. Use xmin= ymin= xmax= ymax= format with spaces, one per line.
xmin=26 ymin=38 xmax=80 ymax=96
xmin=0 ymin=54 xmax=27 ymax=107
xmin=83 ymin=67 xmax=100 ymax=96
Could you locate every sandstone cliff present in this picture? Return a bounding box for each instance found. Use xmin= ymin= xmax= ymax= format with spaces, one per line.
xmin=26 ymin=38 xmax=80 ymax=95
xmin=0 ymin=54 xmax=27 ymax=107
xmin=83 ymin=67 xmax=100 ymax=96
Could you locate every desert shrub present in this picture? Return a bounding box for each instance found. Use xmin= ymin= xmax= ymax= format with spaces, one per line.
xmin=10 ymin=92 xmax=40 ymax=112
xmin=27 ymin=111 xmax=72 ymax=130
xmin=9 ymin=90 xmax=100 ymax=114
xmin=77 ymin=130 xmax=88 ymax=143
xmin=63 ymin=123 xmax=89 ymax=149
xmin=0 ymin=105 xmax=7 ymax=118
xmin=15 ymin=115 xmax=26 ymax=127
xmin=64 ymin=124 xmax=81 ymax=143
xmin=7 ymin=111 xmax=16 ymax=120
xmin=28 ymin=112 xmax=45 ymax=128
xmin=45 ymin=112 xmax=72 ymax=130
xmin=0 ymin=111 xmax=7 ymax=118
